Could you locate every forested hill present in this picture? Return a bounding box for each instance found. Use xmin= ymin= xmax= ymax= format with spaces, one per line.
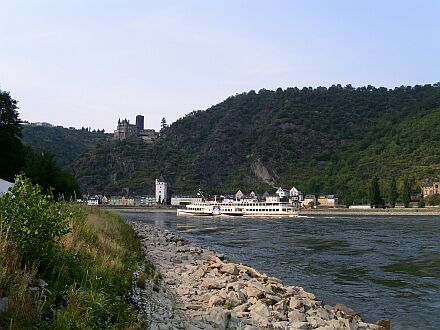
xmin=72 ymin=84 xmax=440 ymax=203
xmin=21 ymin=126 xmax=110 ymax=169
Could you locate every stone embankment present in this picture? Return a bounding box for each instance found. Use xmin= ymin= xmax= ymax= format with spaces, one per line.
xmin=127 ymin=220 xmax=387 ymax=330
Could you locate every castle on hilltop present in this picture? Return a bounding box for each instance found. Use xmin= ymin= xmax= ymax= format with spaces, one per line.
xmin=113 ymin=115 xmax=158 ymax=142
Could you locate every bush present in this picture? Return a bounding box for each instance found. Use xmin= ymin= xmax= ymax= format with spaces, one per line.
xmin=0 ymin=175 xmax=70 ymax=265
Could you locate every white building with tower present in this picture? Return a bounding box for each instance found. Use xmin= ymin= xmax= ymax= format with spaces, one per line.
xmin=155 ymin=176 xmax=167 ymax=204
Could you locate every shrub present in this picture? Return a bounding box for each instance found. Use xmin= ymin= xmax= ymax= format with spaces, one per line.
xmin=0 ymin=175 xmax=70 ymax=266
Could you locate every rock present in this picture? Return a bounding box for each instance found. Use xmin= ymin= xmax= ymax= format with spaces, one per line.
xmin=226 ymin=281 xmax=245 ymax=292
xmin=273 ymin=321 xmax=290 ymax=329
xmin=375 ymin=319 xmax=391 ymax=330
xmin=227 ymin=290 xmax=246 ymax=306
xmin=286 ymin=321 xmax=310 ymax=330
xmin=208 ymin=295 xmax=225 ymax=307
xmin=249 ymin=301 xmax=270 ymax=326
xmin=334 ymin=303 xmax=359 ymax=317
xmin=191 ymin=268 xmax=205 ymax=279
xmin=312 ymin=306 xmax=333 ymax=321
xmin=205 ymin=307 xmax=231 ymax=330
xmin=245 ymin=285 xmax=265 ymax=299
xmin=289 ymin=297 xmax=304 ymax=310
xmin=273 ymin=299 xmax=288 ymax=314
xmin=307 ymin=316 xmax=327 ymax=328
xmin=201 ymin=278 xmax=225 ymax=290
xmin=288 ymin=309 xmax=307 ymax=322
xmin=220 ymin=263 xmax=239 ymax=275
xmin=233 ymin=302 xmax=251 ymax=313
xmin=218 ymin=288 xmax=229 ymax=299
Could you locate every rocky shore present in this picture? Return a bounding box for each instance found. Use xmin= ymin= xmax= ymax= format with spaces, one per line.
xmin=126 ymin=219 xmax=388 ymax=330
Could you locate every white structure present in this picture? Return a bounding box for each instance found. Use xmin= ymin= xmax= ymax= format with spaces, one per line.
xmin=171 ymin=195 xmax=202 ymax=206
xmin=155 ymin=176 xmax=168 ymax=204
xmin=87 ymin=198 xmax=99 ymax=206
xmin=0 ymin=178 xmax=13 ymax=195
xmin=276 ymin=187 xmax=290 ymax=198
xmin=266 ymin=195 xmax=281 ymax=203
xmin=289 ymin=186 xmax=303 ymax=203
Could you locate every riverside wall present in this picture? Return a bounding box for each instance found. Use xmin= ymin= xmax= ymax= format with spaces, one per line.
xmin=125 ymin=219 xmax=388 ymax=330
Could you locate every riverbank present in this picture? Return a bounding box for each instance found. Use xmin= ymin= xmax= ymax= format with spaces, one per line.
xmin=126 ymin=219 xmax=388 ymax=329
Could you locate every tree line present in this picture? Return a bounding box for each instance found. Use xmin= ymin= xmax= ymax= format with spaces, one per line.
xmin=0 ymin=89 xmax=80 ymax=198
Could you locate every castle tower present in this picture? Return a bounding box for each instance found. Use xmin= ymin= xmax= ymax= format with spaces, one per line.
xmin=136 ymin=115 xmax=144 ymax=131
xmin=155 ymin=176 xmax=167 ymax=204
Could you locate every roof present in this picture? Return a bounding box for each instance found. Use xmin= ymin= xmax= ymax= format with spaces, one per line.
xmin=0 ymin=178 xmax=13 ymax=195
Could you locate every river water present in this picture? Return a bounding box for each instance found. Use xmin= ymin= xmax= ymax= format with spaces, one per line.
xmin=121 ymin=212 xmax=440 ymax=330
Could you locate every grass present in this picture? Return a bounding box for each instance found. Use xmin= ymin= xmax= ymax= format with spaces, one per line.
xmin=0 ymin=206 xmax=143 ymax=329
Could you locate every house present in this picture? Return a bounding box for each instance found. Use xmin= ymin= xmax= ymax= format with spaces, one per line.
xmin=0 ymin=178 xmax=13 ymax=195
xmin=317 ymin=195 xmax=338 ymax=208
xmin=421 ymin=181 xmax=440 ymax=197
xmin=276 ymin=187 xmax=290 ymax=198
xmin=87 ymin=198 xmax=99 ymax=206
xmin=108 ymin=196 xmax=135 ymax=206
xmin=155 ymin=176 xmax=168 ymax=204
xmin=101 ymin=196 xmax=108 ymax=204
xmin=289 ymin=186 xmax=303 ymax=200
xmin=235 ymin=190 xmax=244 ymax=200
xmin=302 ymin=195 xmax=317 ymax=208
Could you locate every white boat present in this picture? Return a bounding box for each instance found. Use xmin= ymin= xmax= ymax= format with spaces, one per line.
xmin=176 ymin=200 xmax=298 ymax=217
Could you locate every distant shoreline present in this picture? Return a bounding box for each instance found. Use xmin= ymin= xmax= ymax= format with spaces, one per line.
xmin=100 ymin=205 xmax=440 ymax=216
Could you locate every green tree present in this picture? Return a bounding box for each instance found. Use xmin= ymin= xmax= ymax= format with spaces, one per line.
xmin=389 ymin=177 xmax=398 ymax=208
xmin=160 ymin=117 xmax=168 ymax=131
xmin=0 ymin=90 xmax=25 ymax=180
xmin=402 ymin=177 xmax=412 ymax=208
xmin=370 ymin=177 xmax=384 ymax=208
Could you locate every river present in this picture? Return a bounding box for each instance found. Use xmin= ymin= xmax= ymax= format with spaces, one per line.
xmin=121 ymin=212 xmax=440 ymax=330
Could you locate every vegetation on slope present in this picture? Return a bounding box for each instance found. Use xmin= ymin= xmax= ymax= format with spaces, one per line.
xmin=21 ymin=125 xmax=110 ymax=170
xmin=0 ymin=176 xmax=142 ymax=329
xmin=73 ymin=84 xmax=440 ymax=204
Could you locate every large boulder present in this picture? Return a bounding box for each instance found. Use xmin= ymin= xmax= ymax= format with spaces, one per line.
xmin=220 ymin=263 xmax=239 ymax=275
xmin=208 ymin=295 xmax=225 ymax=307
xmin=249 ymin=301 xmax=270 ymax=327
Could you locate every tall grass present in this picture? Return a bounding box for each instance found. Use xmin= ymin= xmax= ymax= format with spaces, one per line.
xmin=0 ymin=178 xmax=143 ymax=329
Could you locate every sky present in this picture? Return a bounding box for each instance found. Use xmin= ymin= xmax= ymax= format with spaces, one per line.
xmin=1 ymin=0 xmax=439 ymax=132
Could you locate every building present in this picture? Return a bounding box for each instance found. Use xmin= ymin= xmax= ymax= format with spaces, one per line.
xmin=276 ymin=187 xmax=290 ymax=198
xmin=317 ymin=195 xmax=338 ymax=208
xmin=156 ymin=176 xmax=168 ymax=204
xmin=108 ymin=196 xmax=135 ymax=206
xmin=422 ymin=181 xmax=440 ymax=197
xmin=266 ymin=195 xmax=280 ymax=203
xmin=113 ymin=115 xmax=158 ymax=142
xmin=235 ymin=190 xmax=244 ymax=200
xmin=87 ymin=197 xmax=99 ymax=206
xmin=302 ymin=195 xmax=317 ymax=208
xmin=171 ymin=195 xmax=202 ymax=206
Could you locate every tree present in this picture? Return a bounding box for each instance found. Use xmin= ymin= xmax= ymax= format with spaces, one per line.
xmin=402 ymin=177 xmax=412 ymax=208
xmin=370 ymin=177 xmax=384 ymax=208
xmin=0 ymin=90 xmax=25 ymax=180
xmin=160 ymin=117 xmax=168 ymax=131
xmin=389 ymin=177 xmax=398 ymax=208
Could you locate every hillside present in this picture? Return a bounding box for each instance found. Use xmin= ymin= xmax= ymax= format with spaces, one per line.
xmin=69 ymin=83 xmax=440 ymax=203
xmin=21 ymin=125 xmax=110 ymax=169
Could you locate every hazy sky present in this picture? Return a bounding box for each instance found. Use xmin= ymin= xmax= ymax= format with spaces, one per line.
xmin=1 ymin=1 xmax=439 ymax=132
